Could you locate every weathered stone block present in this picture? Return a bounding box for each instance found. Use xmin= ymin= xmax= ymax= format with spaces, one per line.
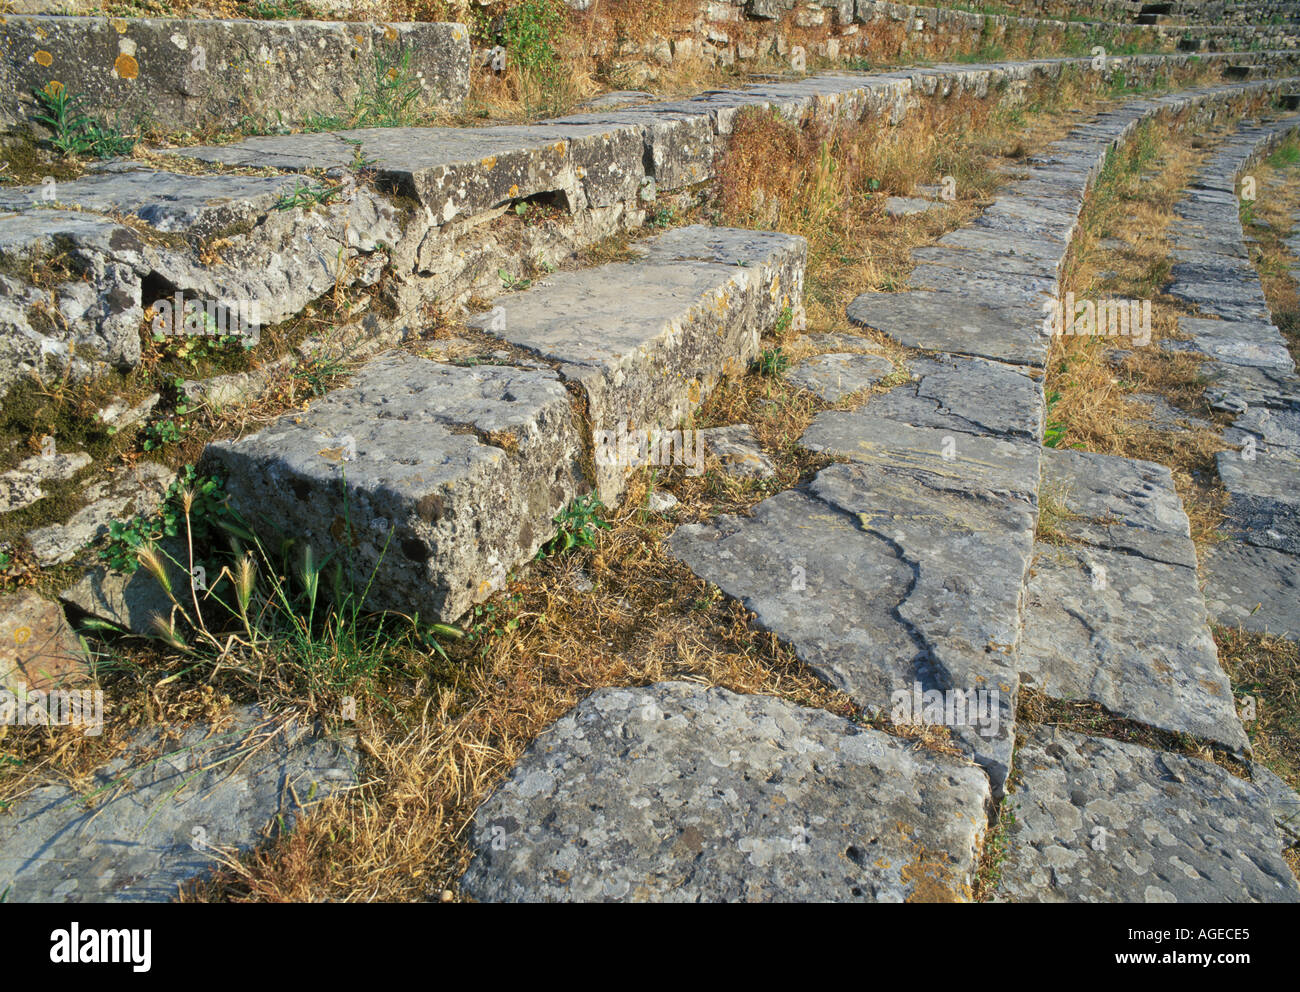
xmin=0 ymin=16 xmax=469 ymax=135
xmin=205 ymin=353 xmax=584 ymax=624
xmin=461 ymin=682 xmax=989 ymax=902
xmin=468 ymin=225 xmax=806 ymax=502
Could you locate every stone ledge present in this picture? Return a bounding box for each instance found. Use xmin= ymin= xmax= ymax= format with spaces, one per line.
xmin=0 ymin=16 xmax=470 ymax=135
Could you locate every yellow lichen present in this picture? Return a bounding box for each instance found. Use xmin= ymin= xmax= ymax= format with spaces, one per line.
xmin=33 ymin=49 xmax=52 ymax=67
xmin=113 ymin=52 xmax=139 ymax=80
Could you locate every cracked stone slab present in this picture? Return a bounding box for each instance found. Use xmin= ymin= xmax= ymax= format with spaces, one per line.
xmin=0 ymin=706 xmax=358 ymax=902
xmin=460 ymin=682 xmax=990 ymax=903
xmin=467 ymin=226 xmax=805 ymax=501
xmin=1175 ymin=316 xmax=1296 ymax=372
xmin=883 ymin=195 xmax=947 ymax=217
xmin=1202 ymin=540 xmax=1300 ymax=640
xmin=1000 ymin=725 xmax=1299 ymax=903
xmin=670 ymin=458 xmax=1028 ymax=793
xmin=1020 ymin=543 xmax=1248 ymax=751
xmin=846 ymin=289 xmax=1050 ymax=367
xmin=862 ymin=354 xmax=1045 ymax=442
xmin=1167 ymin=267 xmax=1273 ymax=323
xmin=700 ymin=425 xmax=775 ymax=479
xmin=1039 ymin=448 xmax=1198 ymax=570
xmin=0 ymin=450 xmax=92 ymax=513
xmin=0 ymin=17 xmax=469 ymax=134
xmin=24 ymin=461 xmax=174 ymax=567
xmin=801 ymin=409 xmax=1040 ymax=505
xmin=0 ymin=170 xmax=321 ymax=240
xmin=1204 ymin=362 xmax=1300 ymax=415
xmin=784 ymin=352 xmax=894 ymax=402
xmin=204 ymin=352 xmax=583 ymax=624
xmin=1215 ymin=442 xmax=1300 ymax=554
xmin=906 ymin=263 xmax=1057 ymax=309
xmin=1225 ymin=405 xmax=1300 ymax=451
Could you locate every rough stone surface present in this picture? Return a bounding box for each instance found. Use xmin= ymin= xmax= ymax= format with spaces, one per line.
xmin=1216 ymin=443 xmax=1300 ymax=554
xmin=205 ymin=352 xmax=582 ymax=625
xmin=60 ymin=549 xmax=185 ymax=638
xmin=700 ymin=425 xmax=776 ymax=479
xmin=1021 ymin=544 xmax=1248 ymax=750
xmin=460 ymin=683 xmax=989 ymax=903
xmin=784 ymin=351 xmax=894 ymax=402
xmin=0 ymin=706 xmax=358 ymax=902
xmin=24 ymin=461 xmax=174 ymax=566
xmin=1252 ymin=763 xmax=1300 ymax=846
xmin=883 ymin=195 xmax=946 ymax=217
xmin=864 ymin=354 xmax=1045 ymax=442
xmin=1175 ymin=316 xmax=1296 ymax=371
xmin=0 ymin=16 xmax=469 ymax=134
xmin=467 ymin=226 xmax=805 ymax=501
xmin=671 ymin=456 xmax=1027 ymax=793
xmin=1202 ymin=539 xmax=1300 ymax=639
xmin=0 ymin=450 xmax=92 ymax=513
xmin=1000 ymin=725 xmax=1299 ymax=903
xmin=0 ymin=590 xmax=89 ymax=694
xmin=1040 ymin=448 xmax=1199 ymax=566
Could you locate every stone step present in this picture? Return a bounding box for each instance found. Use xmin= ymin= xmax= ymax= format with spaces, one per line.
xmin=3 ymin=55 xmax=1295 ymax=401
xmin=0 ymin=16 xmax=470 ymax=136
xmin=204 ymin=225 xmax=804 ymax=624
xmin=0 ymin=705 xmax=358 ymax=902
xmin=1021 ymin=448 xmax=1249 ymax=752
xmin=998 ymin=725 xmax=1299 ymax=902
xmin=670 ymin=80 xmax=1270 ymax=798
xmin=1155 ymin=114 xmax=1300 ymax=639
xmin=460 ymin=682 xmax=991 ymax=903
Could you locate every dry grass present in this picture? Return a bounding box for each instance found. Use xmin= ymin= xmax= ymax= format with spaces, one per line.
xmin=1215 ymin=626 xmax=1300 ymax=788
xmin=178 ymin=474 xmax=858 ymax=901
xmin=7 ymin=66 xmax=1273 ymax=900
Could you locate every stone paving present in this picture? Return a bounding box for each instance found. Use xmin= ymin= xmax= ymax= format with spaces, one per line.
xmin=0 ymin=706 xmax=358 ymax=902
xmin=1160 ymin=116 xmax=1300 ymax=642
xmin=460 ymin=84 xmax=1300 ymax=902
xmin=4 ymin=41 xmax=1300 ymax=902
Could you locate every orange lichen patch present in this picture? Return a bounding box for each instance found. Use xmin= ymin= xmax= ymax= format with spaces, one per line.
xmin=482 ymin=155 xmax=497 ymax=170
xmin=900 ymin=835 xmax=972 ymax=903
xmin=111 ymin=18 xmax=127 ymax=33
xmin=33 ymin=50 xmax=52 ymax=67
xmin=507 ymin=183 xmax=520 ymax=197
xmin=113 ymin=52 xmax=139 ymax=80
xmin=383 ymin=25 xmax=398 ymax=42
xmin=43 ymin=80 xmax=64 ymax=97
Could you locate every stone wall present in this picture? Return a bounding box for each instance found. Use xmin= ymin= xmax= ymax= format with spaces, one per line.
xmin=0 ymin=16 xmax=471 ymax=136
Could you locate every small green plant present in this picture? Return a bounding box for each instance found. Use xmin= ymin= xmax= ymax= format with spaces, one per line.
xmin=754 ymin=346 xmax=789 ymax=378
xmin=31 ymin=82 xmax=135 ymax=159
xmin=101 ymin=465 xmax=240 ymax=574
xmin=650 ymin=206 xmax=678 ymax=228
xmin=500 ymin=0 xmax=565 ymax=73
xmin=772 ymin=305 xmax=794 ymax=338
xmin=275 ymin=180 xmax=339 ymax=211
xmin=1043 ymin=389 xmax=1067 ymax=448
xmin=538 ymin=493 xmax=609 ymax=557
xmin=249 ymin=0 xmax=306 ymax=18
xmin=141 ymin=416 xmax=187 ymax=452
xmin=353 ymin=46 xmax=424 ymax=128
xmin=498 ymin=268 xmax=532 ymax=291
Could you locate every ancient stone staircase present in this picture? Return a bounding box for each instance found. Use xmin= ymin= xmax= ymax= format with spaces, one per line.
xmin=1 ymin=8 xmax=1299 ymax=902
xmin=460 ymin=80 xmax=1300 ymax=903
